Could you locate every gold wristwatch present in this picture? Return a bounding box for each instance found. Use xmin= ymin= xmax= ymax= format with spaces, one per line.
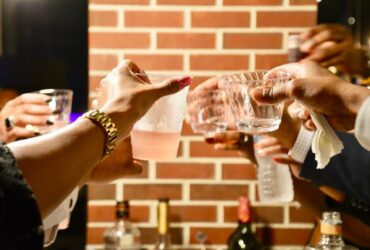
xmin=82 ymin=109 xmax=118 ymax=158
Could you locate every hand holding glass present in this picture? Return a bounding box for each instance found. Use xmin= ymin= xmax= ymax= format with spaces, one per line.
xmin=187 ymin=89 xmax=227 ymax=136
xmin=221 ymin=71 xmax=289 ymax=133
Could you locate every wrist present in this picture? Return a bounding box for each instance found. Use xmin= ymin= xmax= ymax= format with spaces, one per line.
xmin=342 ymin=84 xmax=370 ymax=117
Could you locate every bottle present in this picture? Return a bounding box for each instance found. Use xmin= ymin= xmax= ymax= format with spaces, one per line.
xmin=153 ymin=198 xmax=173 ymax=250
xmin=254 ymin=136 xmax=294 ymax=203
xmin=103 ymin=200 xmax=141 ymax=250
xmin=227 ymin=196 xmax=262 ymax=250
xmin=305 ymin=211 xmax=358 ymax=250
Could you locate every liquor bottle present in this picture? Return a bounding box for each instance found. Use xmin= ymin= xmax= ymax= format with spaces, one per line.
xmin=103 ymin=200 xmax=141 ymax=250
xmin=254 ymin=135 xmax=294 ymax=203
xmin=305 ymin=211 xmax=358 ymax=250
xmin=153 ymin=198 xmax=173 ymax=250
xmin=227 ymin=196 xmax=262 ymax=250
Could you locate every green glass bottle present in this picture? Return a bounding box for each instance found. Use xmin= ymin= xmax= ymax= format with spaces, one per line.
xmin=227 ymin=196 xmax=263 ymax=250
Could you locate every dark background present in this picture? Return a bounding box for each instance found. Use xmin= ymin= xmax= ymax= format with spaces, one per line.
xmin=0 ymin=0 xmax=88 ymax=249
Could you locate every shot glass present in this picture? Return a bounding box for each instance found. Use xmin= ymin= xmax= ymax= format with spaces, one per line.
xmin=130 ymin=73 xmax=191 ymax=160
xmin=186 ymin=89 xmax=227 ymax=136
xmin=221 ymin=71 xmax=289 ymax=133
xmin=36 ymin=88 xmax=73 ymax=133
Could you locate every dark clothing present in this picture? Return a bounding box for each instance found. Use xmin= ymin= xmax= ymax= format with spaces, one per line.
xmin=0 ymin=145 xmax=44 ymax=249
xmin=300 ymin=132 xmax=370 ymax=225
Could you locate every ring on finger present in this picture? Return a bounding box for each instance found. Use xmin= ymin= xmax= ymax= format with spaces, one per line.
xmin=4 ymin=115 xmax=15 ymax=129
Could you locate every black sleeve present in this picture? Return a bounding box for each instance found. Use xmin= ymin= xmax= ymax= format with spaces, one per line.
xmin=300 ymin=132 xmax=370 ymax=204
xmin=0 ymin=145 xmax=44 ymax=250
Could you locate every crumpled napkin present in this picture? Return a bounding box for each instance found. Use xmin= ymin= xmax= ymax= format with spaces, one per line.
xmin=309 ymin=111 xmax=344 ymax=169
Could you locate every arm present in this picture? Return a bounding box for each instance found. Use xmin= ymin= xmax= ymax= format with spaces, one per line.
xmin=7 ymin=60 xmax=191 ymax=218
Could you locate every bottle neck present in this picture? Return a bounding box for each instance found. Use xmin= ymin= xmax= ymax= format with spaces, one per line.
xmin=238 ymin=197 xmax=251 ymax=224
xmin=157 ymin=201 xmax=170 ymax=236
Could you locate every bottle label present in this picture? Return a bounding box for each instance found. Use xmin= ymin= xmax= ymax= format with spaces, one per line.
xmin=119 ymin=235 xmax=134 ymax=246
xmin=320 ymin=223 xmax=342 ymax=235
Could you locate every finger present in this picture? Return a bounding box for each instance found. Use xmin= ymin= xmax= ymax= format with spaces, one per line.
xmin=194 ymin=77 xmax=221 ymax=91
xmin=12 ymin=114 xmax=51 ymax=127
xmin=214 ymin=143 xmax=239 ymax=150
xmin=16 ymin=103 xmax=53 ymax=116
xmin=11 ymin=93 xmax=52 ymax=106
xmin=251 ymin=79 xmax=295 ymax=104
xmin=272 ymin=155 xmax=300 ymax=165
xmin=148 ymin=76 xmax=193 ymax=100
xmin=7 ymin=127 xmax=40 ymax=142
xmin=254 ymin=136 xmax=279 ymax=149
xmin=304 ymin=119 xmax=317 ymax=131
xmin=303 ymin=41 xmax=342 ymax=63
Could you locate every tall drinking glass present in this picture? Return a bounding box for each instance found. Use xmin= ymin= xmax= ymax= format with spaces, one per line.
xmin=130 ymin=73 xmax=190 ymax=161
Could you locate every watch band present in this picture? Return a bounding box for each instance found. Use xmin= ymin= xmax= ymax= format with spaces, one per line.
xmin=82 ymin=109 xmax=118 ymax=158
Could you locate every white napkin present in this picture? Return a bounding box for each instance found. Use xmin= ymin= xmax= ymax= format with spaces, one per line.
xmin=309 ymin=111 xmax=344 ymax=169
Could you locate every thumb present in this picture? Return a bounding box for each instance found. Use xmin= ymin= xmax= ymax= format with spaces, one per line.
xmin=251 ymin=79 xmax=301 ymax=104
xmin=149 ymin=76 xmax=192 ymax=99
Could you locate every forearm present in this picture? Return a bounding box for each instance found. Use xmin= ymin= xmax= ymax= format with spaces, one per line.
xmin=8 ymin=118 xmax=104 ymax=218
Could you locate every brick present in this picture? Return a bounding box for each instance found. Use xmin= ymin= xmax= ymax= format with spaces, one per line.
xmin=255 ymin=54 xmax=288 ymax=70
xmin=290 ymin=0 xmax=317 ymax=5
xmin=224 ymin=33 xmax=282 ymax=49
xmin=190 ymin=141 xmax=242 ymax=158
xmin=89 ymin=10 xmax=118 ymax=27
xmin=87 ymin=227 xmax=183 ymax=244
xmin=192 ymin=11 xmax=250 ymax=28
xmin=190 ymin=184 xmax=248 ymax=200
xmin=222 ymin=163 xmax=257 ymax=180
xmin=256 ymin=227 xmax=312 ymax=245
xmin=125 ymin=11 xmax=183 ymax=28
xmin=87 ymin=227 xmax=105 ymax=244
xmin=224 ymin=0 xmax=282 ymax=5
xmin=190 ymin=227 xmax=234 ymax=244
xmin=224 ymin=205 xmax=284 ymax=223
xmin=90 ymin=0 xmax=149 ymax=5
xmin=190 ymin=55 xmax=248 ymax=71
xmin=89 ymin=32 xmax=150 ymax=49
xmin=88 ymin=184 xmax=115 ymax=200
xmin=88 ymin=205 xmax=150 ymax=222
xmin=171 ymin=205 xmax=217 ymax=222
xmin=124 ymin=54 xmax=183 ymax=70
xmin=158 ymin=0 xmax=215 ymax=5
xmin=156 ymin=163 xmax=214 ymax=179
xmin=89 ymin=75 xmax=104 ymax=93
xmin=124 ymin=184 xmax=182 ymax=200
xmin=157 ymin=33 xmax=215 ymax=49
xmin=89 ymin=54 xmax=118 ymax=71
xmin=257 ymin=11 xmax=316 ymax=27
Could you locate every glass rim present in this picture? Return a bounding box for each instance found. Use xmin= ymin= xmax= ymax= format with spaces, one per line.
xmin=133 ymin=72 xmax=191 ymax=79
xmin=220 ymin=70 xmax=291 ymax=84
xmin=36 ymin=88 xmax=73 ymax=95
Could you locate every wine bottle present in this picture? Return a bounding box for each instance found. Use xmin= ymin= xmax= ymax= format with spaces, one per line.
xmin=103 ymin=200 xmax=141 ymax=250
xmin=227 ymin=196 xmax=262 ymax=250
xmin=153 ymin=198 xmax=173 ymax=250
xmin=305 ymin=211 xmax=358 ymax=250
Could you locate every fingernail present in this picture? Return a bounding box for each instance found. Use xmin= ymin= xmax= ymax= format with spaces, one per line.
xmin=52 ymin=110 xmax=61 ymax=115
xmin=34 ymin=132 xmax=41 ymax=136
xmin=46 ymin=119 xmax=54 ymax=125
xmin=178 ymin=76 xmax=192 ymax=89
xmin=300 ymin=40 xmax=313 ymax=52
xmin=257 ymin=149 xmax=266 ymax=156
xmin=298 ymin=111 xmax=306 ymax=120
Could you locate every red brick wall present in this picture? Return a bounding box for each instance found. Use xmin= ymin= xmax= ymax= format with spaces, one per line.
xmin=87 ymin=0 xmax=323 ymax=249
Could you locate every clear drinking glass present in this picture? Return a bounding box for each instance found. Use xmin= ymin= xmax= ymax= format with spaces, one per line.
xmin=35 ymin=88 xmax=73 ymax=133
xmin=187 ymin=89 xmax=228 ymax=136
xmin=220 ymin=71 xmax=289 ymax=133
xmin=130 ymin=73 xmax=190 ymax=161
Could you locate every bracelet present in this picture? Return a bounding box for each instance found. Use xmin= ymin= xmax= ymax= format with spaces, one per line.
xmin=82 ymin=109 xmax=118 ymax=158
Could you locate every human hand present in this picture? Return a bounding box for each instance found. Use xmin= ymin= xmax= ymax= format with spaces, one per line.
xmin=0 ymin=93 xmax=53 ymax=142
xmin=97 ymin=60 xmax=192 ymax=139
xmin=85 ymin=136 xmax=145 ymax=184
xmin=300 ymin=24 xmax=354 ymax=68
xmin=254 ymin=135 xmax=306 ymax=180
xmin=204 ymin=131 xmax=256 ymax=164
xmin=251 ymin=61 xmax=370 ymax=131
